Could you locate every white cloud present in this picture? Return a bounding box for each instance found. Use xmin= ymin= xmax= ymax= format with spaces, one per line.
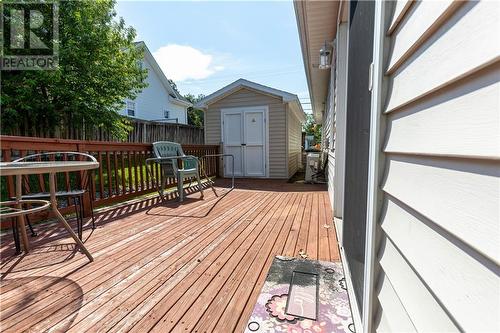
xmin=153 ymin=44 xmax=223 ymax=82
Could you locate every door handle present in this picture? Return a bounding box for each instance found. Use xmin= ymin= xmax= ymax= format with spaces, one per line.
xmin=241 ymin=144 xmax=246 ymax=146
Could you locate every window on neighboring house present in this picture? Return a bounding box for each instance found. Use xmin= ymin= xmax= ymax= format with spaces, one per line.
xmin=127 ymin=101 xmax=136 ymax=117
xmin=164 ymin=109 xmax=170 ymax=119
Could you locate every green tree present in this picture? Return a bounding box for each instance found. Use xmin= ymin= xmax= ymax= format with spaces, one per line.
xmin=303 ymin=114 xmax=322 ymax=145
xmin=184 ymin=93 xmax=205 ymax=128
xmin=1 ymin=0 xmax=147 ymax=139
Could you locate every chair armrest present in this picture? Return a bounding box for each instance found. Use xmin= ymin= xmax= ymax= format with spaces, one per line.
xmin=146 ymin=156 xmax=199 ymax=163
xmin=181 ymin=155 xmax=199 ymax=162
xmin=146 ymin=156 xmax=179 ymax=164
xmin=149 ymin=156 xmax=201 ymax=171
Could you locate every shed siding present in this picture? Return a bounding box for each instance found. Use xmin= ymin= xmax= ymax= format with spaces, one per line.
xmin=374 ymin=1 xmax=500 ymax=332
xmin=205 ymin=88 xmax=288 ymax=178
xmin=287 ymin=108 xmax=302 ymax=178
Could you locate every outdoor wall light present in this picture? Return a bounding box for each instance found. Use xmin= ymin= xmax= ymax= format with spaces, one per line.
xmin=319 ymin=41 xmax=333 ymax=70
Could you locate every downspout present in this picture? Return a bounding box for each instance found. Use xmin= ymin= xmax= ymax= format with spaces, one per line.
xmin=362 ymin=0 xmax=386 ymax=332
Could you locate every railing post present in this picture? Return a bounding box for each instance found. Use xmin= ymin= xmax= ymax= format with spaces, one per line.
xmin=217 ymin=144 xmax=222 ymax=177
xmin=4 ymin=149 xmax=15 ymax=199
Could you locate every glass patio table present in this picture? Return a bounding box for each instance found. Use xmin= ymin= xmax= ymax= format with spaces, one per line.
xmin=0 ymin=160 xmax=99 ymax=262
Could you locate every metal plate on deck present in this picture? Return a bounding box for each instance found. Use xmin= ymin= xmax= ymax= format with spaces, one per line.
xmin=245 ymin=256 xmax=354 ymax=333
xmin=286 ymin=271 xmax=319 ymax=320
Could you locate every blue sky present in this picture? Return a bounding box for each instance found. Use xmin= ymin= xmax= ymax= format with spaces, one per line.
xmin=115 ymin=1 xmax=311 ymax=113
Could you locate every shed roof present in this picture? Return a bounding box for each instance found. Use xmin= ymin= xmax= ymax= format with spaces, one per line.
xmin=195 ymin=79 xmax=307 ymax=122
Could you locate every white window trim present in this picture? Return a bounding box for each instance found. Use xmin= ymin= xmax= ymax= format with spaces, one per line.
xmin=362 ymin=1 xmax=386 ymax=332
xmin=126 ymin=101 xmax=136 ymax=117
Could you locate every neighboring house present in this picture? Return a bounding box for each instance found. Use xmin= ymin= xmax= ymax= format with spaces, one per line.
xmin=122 ymin=41 xmax=192 ymax=124
xmin=295 ymin=1 xmax=499 ymax=332
xmin=196 ymin=79 xmax=306 ymax=179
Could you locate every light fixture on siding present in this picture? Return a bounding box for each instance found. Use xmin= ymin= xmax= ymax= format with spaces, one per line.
xmin=319 ymin=41 xmax=332 ymax=70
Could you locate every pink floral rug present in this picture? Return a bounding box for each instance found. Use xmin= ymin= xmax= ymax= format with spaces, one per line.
xmin=245 ymin=256 xmax=354 ymax=333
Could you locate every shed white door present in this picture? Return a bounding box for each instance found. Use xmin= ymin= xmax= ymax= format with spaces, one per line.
xmin=222 ymin=111 xmax=244 ymax=177
xmin=222 ymin=108 xmax=267 ymax=177
xmin=243 ymin=110 xmax=266 ymax=176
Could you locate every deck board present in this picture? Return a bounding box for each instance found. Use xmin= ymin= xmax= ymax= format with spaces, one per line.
xmin=0 ymin=180 xmax=339 ymax=332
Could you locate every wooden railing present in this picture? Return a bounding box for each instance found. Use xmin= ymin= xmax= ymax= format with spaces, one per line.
xmin=0 ymin=136 xmax=219 ymax=218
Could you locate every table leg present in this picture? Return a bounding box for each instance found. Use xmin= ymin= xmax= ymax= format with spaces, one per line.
xmin=49 ymin=173 xmax=94 ymax=262
xmin=16 ymin=175 xmax=30 ymax=253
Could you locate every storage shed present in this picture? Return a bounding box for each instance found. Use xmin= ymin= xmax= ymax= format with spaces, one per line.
xmin=196 ymin=79 xmax=306 ymax=179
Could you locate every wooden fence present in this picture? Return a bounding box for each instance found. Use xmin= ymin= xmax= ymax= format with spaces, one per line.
xmin=0 ymin=136 xmax=219 ymax=222
xmin=4 ymin=119 xmax=205 ymax=144
xmin=95 ymin=120 xmax=204 ymax=144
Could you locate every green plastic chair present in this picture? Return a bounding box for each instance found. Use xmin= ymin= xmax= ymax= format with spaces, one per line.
xmin=151 ymin=141 xmax=204 ymax=202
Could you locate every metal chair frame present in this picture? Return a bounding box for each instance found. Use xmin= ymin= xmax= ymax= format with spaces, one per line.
xmin=198 ymin=154 xmax=235 ymax=197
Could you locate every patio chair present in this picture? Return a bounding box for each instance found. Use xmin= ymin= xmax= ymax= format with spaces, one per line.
xmin=150 ymin=141 xmax=204 ymax=202
xmin=11 ymin=152 xmax=96 ymax=245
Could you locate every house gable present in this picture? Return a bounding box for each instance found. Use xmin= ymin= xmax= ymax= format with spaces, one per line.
xmin=122 ymin=42 xmax=191 ymax=123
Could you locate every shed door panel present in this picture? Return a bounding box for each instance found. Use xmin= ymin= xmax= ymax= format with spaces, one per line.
xmin=244 ymin=111 xmax=266 ymax=177
xmin=223 ymin=112 xmax=244 ymax=176
xmin=222 ymin=108 xmax=267 ymax=177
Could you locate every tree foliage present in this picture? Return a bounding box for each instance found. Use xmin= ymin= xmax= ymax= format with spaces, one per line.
xmin=184 ymin=93 xmax=205 ymax=128
xmin=303 ymin=114 xmax=322 ymax=144
xmin=167 ymin=81 xmax=204 ymax=128
xmin=1 ymin=0 xmax=147 ymax=139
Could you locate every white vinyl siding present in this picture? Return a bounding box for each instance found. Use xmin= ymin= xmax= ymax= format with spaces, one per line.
xmin=374 ymin=1 xmax=500 ymax=332
xmin=384 ymin=68 xmax=500 ymax=159
xmin=121 ymin=57 xmax=188 ymax=124
xmin=332 ymin=22 xmax=348 ymax=217
xmin=385 ymin=1 xmax=500 ymax=112
xmin=322 ymin=95 xmax=333 ymax=152
xmin=377 ymin=231 xmax=457 ymax=332
xmin=287 ymin=108 xmax=302 ymax=178
xmin=375 ymin=272 xmax=417 ymax=333
xmin=323 ymin=65 xmax=335 ymax=210
xmin=205 ymin=88 xmax=289 ymax=178
xmin=387 ymin=0 xmax=413 ymax=35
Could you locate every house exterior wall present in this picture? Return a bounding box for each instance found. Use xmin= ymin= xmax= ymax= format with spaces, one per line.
xmin=322 ymin=68 xmax=335 ymax=210
xmin=322 ymin=23 xmax=348 ymax=215
xmin=122 ymin=58 xmax=188 ymax=124
xmin=332 ymin=22 xmax=348 ymax=218
xmin=287 ymin=106 xmax=302 ymax=178
xmin=373 ymin=1 xmax=500 ymax=332
xmin=205 ymin=88 xmax=288 ymax=178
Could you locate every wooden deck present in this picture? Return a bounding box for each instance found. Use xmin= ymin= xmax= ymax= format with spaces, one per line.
xmin=0 ymin=179 xmax=339 ymax=332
